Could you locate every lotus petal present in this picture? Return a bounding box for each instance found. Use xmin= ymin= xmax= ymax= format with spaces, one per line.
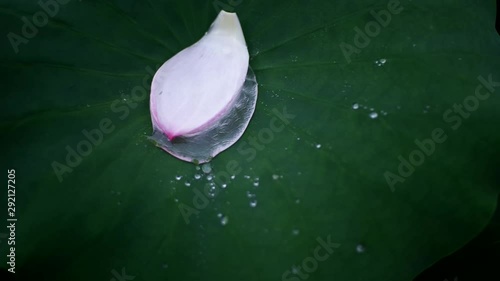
xmin=149 ymin=11 xmax=257 ymax=163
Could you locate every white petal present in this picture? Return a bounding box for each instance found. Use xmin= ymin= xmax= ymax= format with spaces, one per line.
xmin=150 ymin=11 xmax=249 ymax=139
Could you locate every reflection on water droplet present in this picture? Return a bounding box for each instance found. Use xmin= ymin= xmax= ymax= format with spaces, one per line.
xmin=230 ymin=175 xmax=236 ymax=180
xmin=175 ymin=175 xmax=182 ymax=180
xmin=249 ymin=199 xmax=257 ymax=207
xmin=352 ymin=103 xmax=359 ymax=110
xmin=221 ymin=184 xmax=227 ymax=189
xmin=220 ymin=215 xmax=228 ymax=226
xmin=316 ymin=144 xmax=321 ymax=149
xmin=202 ymin=163 xmax=212 ymax=174
xmin=369 ymin=112 xmax=378 ymax=119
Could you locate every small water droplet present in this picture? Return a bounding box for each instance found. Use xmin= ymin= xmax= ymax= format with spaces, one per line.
xmin=253 ymin=181 xmax=259 ymax=187
xmin=217 ymin=213 xmax=223 ymax=218
xmin=194 ymin=174 xmax=201 ymax=180
xmin=296 ymin=137 xmax=301 ymax=141
xmin=249 ymin=199 xmax=258 ymax=208
xmin=184 ymin=181 xmax=191 ymax=187
xmin=246 ymin=191 xmax=256 ymax=198
xmin=375 ymin=58 xmax=387 ymax=66
xmin=201 ymin=163 xmax=212 ymax=174
xmin=352 ymin=103 xmax=359 ymax=110
xmin=220 ymin=215 xmax=228 ymax=226
xmin=174 ymin=198 xmax=179 ymax=202
xmin=315 ymin=144 xmax=321 ymax=149
xmin=356 ymin=244 xmax=366 ymax=253
xmin=369 ymin=112 xmax=378 ymax=119
xmin=292 ymin=229 xmax=300 ymax=235
xmin=175 ymin=175 xmax=182 ymax=181
xmin=221 ymin=183 xmax=227 ymax=189
xmin=230 ymin=175 xmax=236 ymax=180
xmin=207 ymin=175 xmax=213 ymax=181
xmin=295 ymin=199 xmax=301 ymax=204
xmin=272 ymin=174 xmax=280 ymax=180
xmin=244 ymin=175 xmax=250 ymax=179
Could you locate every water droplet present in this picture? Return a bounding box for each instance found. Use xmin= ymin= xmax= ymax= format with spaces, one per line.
xmin=246 ymin=191 xmax=256 ymax=198
xmin=369 ymin=112 xmax=378 ymax=119
xmin=201 ymin=163 xmax=212 ymax=174
xmin=292 ymin=229 xmax=300 ymax=235
xmin=295 ymin=199 xmax=301 ymax=204
xmin=217 ymin=213 xmax=223 ymax=218
xmin=249 ymin=199 xmax=258 ymax=208
xmin=194 ymin=174 xmax=201 ymax=180
xmin=195 ymin=166 xmax=200 ymax=171
xmin=175 ymin=175 xmax=182 ymax=180
xmin=272 ymin=174 xmax=280 ymax=180
xmin=352 ymin=103 xmax=359 ymax=110
xmin=296 ymin=137 xmax=301 ymax=141
xmin=356 ymin=244 xmax=366 ymax=253
xmin=221 ymin=184 xmax=227 ymax=189
xmin=253 ymin=181 xmax=259 ymax=187
xmin=207 ymin=175 xmax=213 ymax=181
xmin=220 ymin=215 xmax=228 ymax=226
xmin=315 ymin=144 xmax=321 ymax=149
xmin=174 ymin=198 xmax=179 ymax=202
xmin=244 ymin=175 xmax=250 ymax=179
xmin=184 ymin=181 xmax=191 ymax=187
xmin=230 ymin=175 xmax=236 ymax=180
xmin=375 ymin=58 xmax=387 ymax=66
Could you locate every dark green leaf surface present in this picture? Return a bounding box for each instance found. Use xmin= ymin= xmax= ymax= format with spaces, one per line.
xmin=1 ymin=0 xmax=499 ymax=280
